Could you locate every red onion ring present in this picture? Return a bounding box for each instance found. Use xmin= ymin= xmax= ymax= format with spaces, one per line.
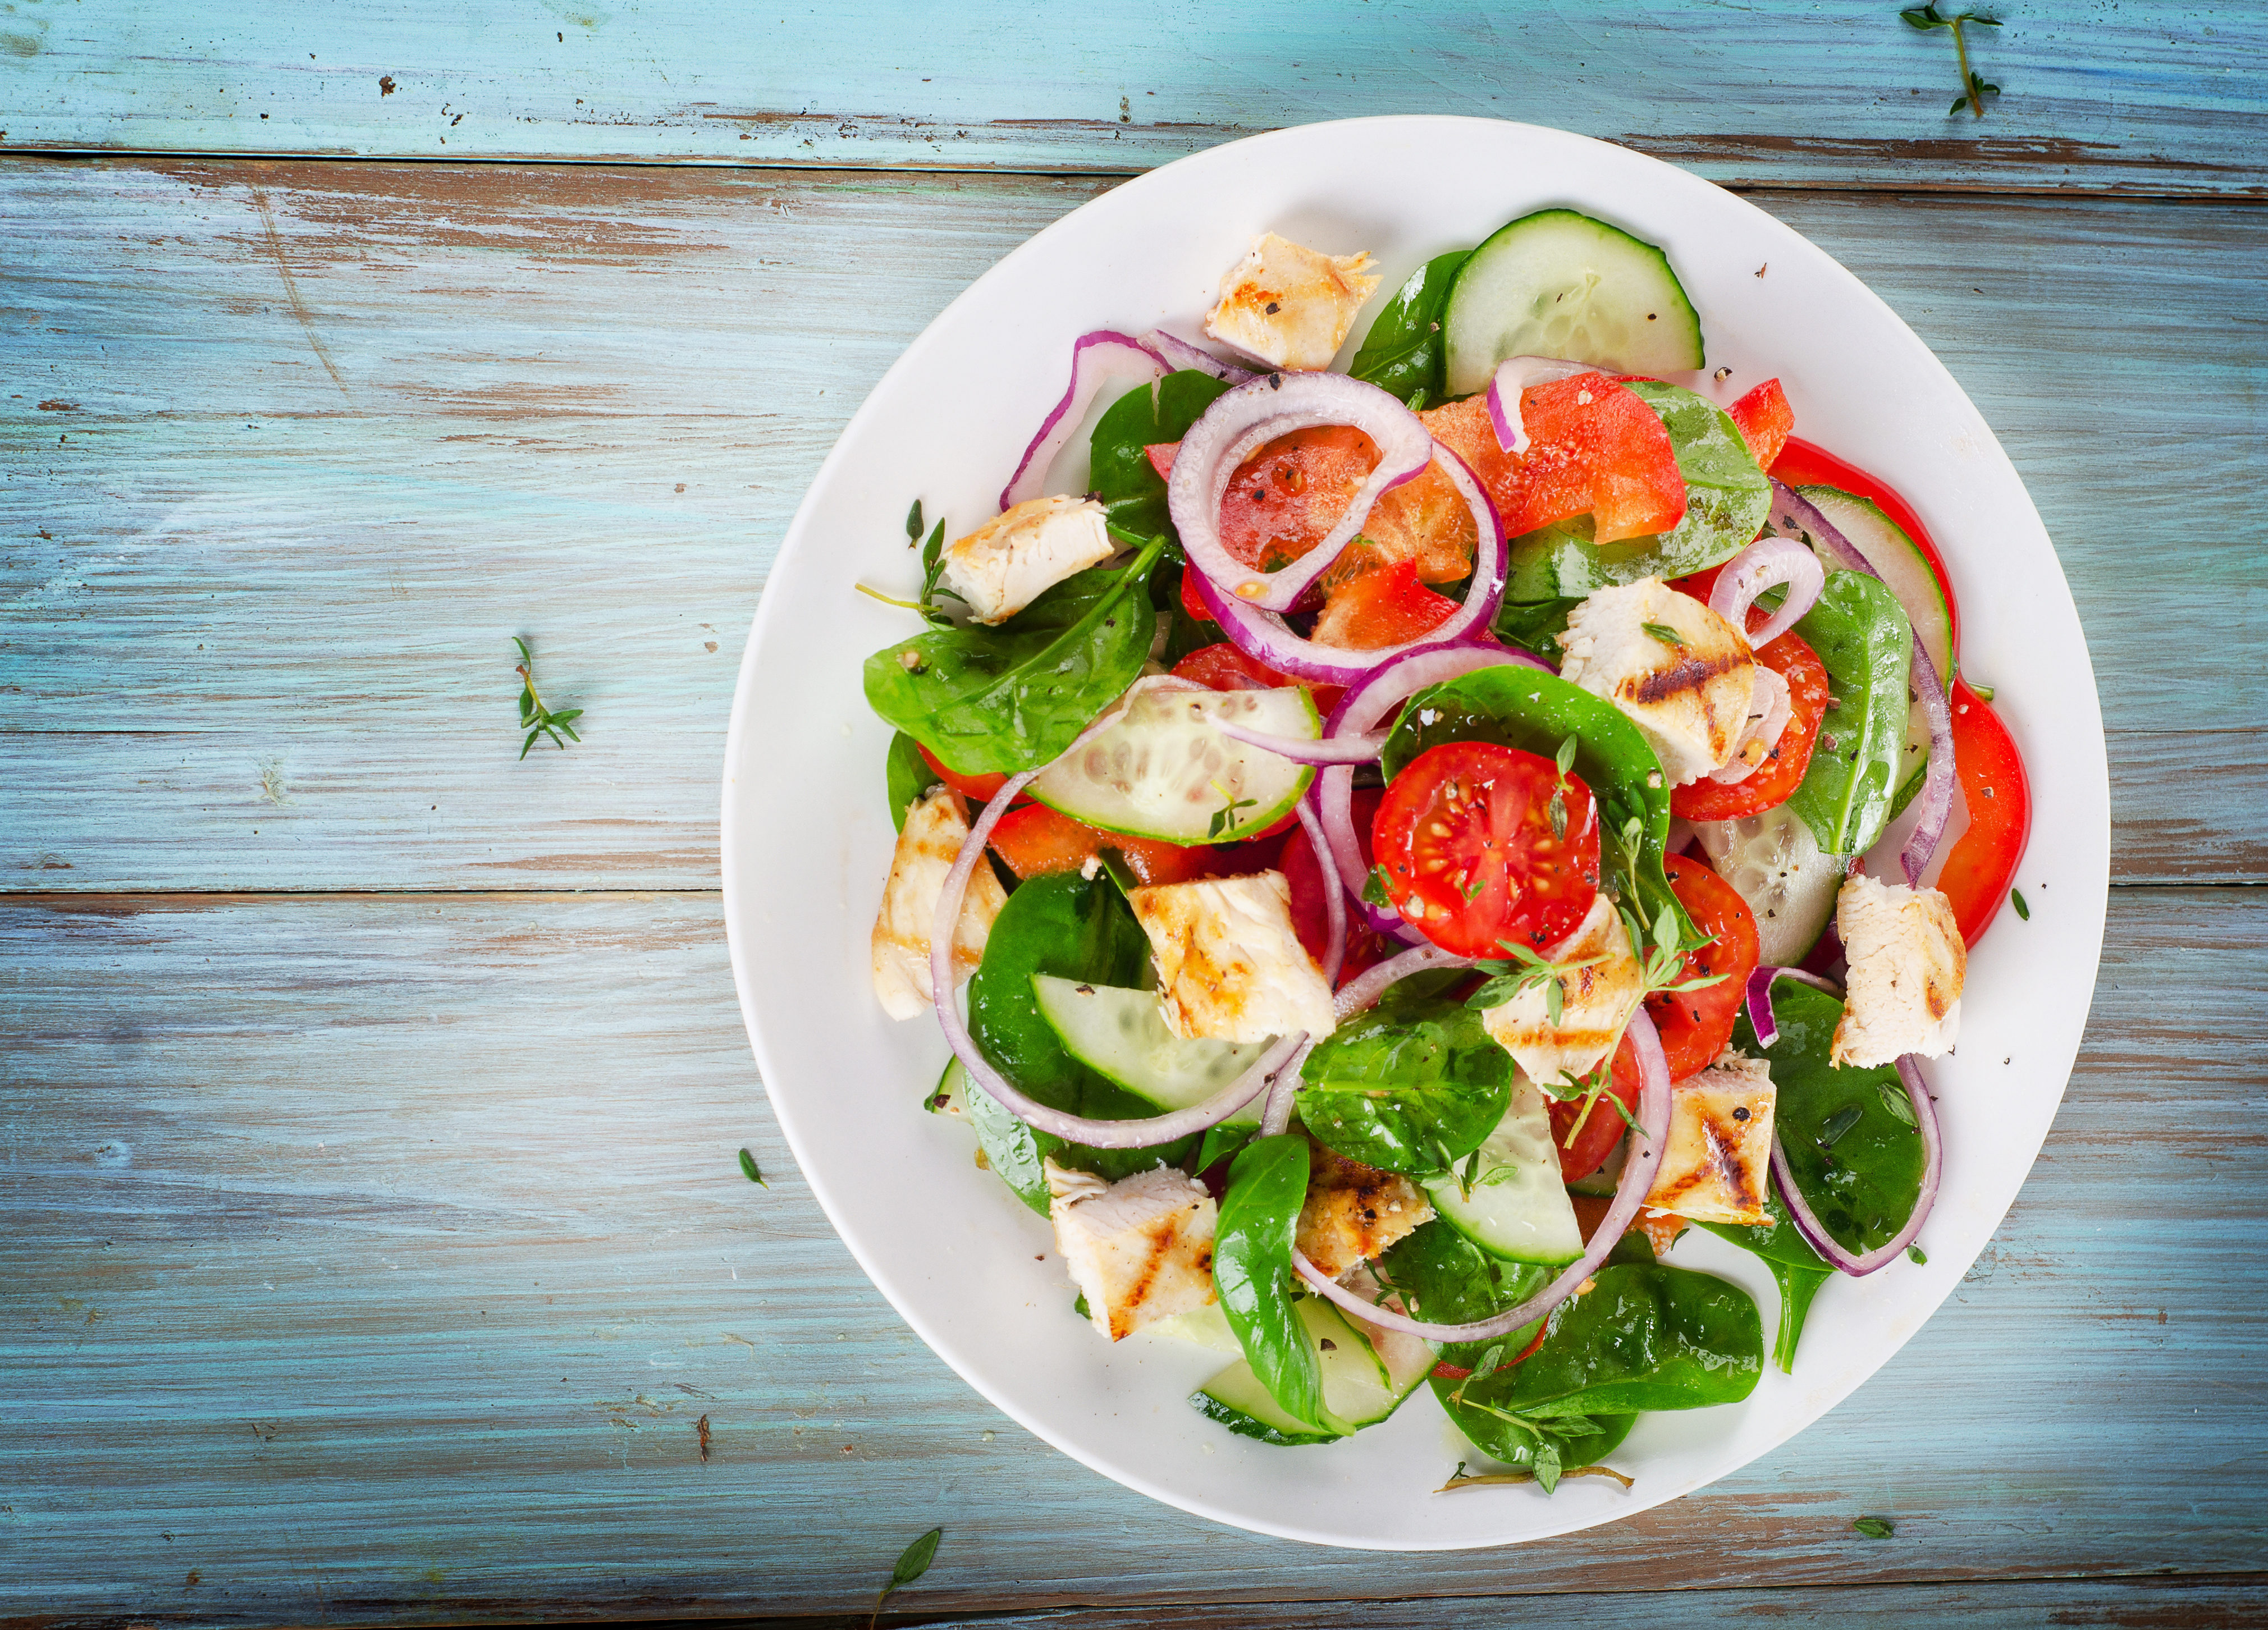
xmin=1292 ymin=799 xmax=1348 ymax=991
xmin=1709 ymin=533 xmax=1826 ymax=652
xmin=1707 ymin=664 xmax=1792 ymax=787
xmin=1258 ymin=1038 xmax=1316 ymax=1139
xmin=1141 ymin=328 xmax=1255 ymax=385
xmin=1313 ymin=639 xmax=1550 ymax=938
xmin=927 ymin=753 xmax=1306 ymax=1148
xmin=1485 ymin=356 xmax=1603 ymax=455
xmin=1213 ymin=719 xmax=1388 ymax=765
xmin=1192 ymin=444 xmax=1509 ymax=688
xmin=1765 ymin=482 xmax=1956 ymax=887
xmin=1000 ymin=330 xmax=1165 ymax=512
xmin=1742 ymin=965 xmax=1847 ymax=1050
xmin=1294 ymin=1009 xmax=1673 ymax=1342
xmin=1769 ymin=1054 xmax=1941 ymax=1276
xmin=1329 ymin=942 xmax=1476 ymax=1022
xmin=1169 ymin=372 xmax=1437 ymax=613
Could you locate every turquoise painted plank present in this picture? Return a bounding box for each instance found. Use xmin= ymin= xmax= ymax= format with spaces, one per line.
xmin=2 ymin=161 xmax=2262 ymax=893
xmin=1 ymin=888 xmax=2261 ymax=1619
xmin=1 ymin=2 xmax=2263 ymax=194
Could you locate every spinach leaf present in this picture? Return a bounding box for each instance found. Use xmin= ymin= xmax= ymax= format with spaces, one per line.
xmin=1379 ymin=665 xmax=1688 ymax=938
xmin=966 ymin=870 xmax=1194 ymax=1184
xmin=1785 ymin=571 xmax=1914 ymax=856
xmin=1734 ymin=981 xmax=1926 ymax=1262
xmin=885 ymin=730 xmax=936 ymax=832
xmin=1491 ymin=596 xmax=1582 ymax=666
xmin=1214 ymin=1134 xmax=1325 ymax=1431
xmin=961 ymin=1078 xmax=1055 ymax=1215
xmin=862 ymin=535 xmax=1164 ymax=776
xmin=1435 ymin=1394 xmax=1635 ymax=1489
xmin=1697 ymin=1184 xmax=1835 ymax=1373
xmin=1503 ymin=382 xmax=1771 ymax=599
xmin=1348 ymin=250 xmax=1471 ymax=407
xmin=1193 ymin=1123 xmax=1254 ymax=1178
xmin=1089 ymin=369 xmax=1233 ymax=542
xmin=1377 ymin=1219 xmax=1549 ymax=1369
xmin=1297 ymin=990 xmax=1513 ymax=1178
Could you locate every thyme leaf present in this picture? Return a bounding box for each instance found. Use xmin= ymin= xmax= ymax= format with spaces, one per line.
xmin=513 ymin=637 xmax=583 ymax=760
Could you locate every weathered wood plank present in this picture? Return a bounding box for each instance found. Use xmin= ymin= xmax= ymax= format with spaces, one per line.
xmin=1 ymin=3 xmax=2262 ymax=195
xmin=3 ymin=162 xmax=2262 ymax=892
xmin=2 ymin=887 xmax=2260 ymax=1620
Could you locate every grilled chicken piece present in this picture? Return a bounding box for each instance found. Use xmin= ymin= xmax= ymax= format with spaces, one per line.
xmin=1046 ymin=1160 xmax=1219 ymax=1341
xmin=940 ymin=494 xmax=1115 ymax=626
xmin=869 ymin=787 xmax=1007 ymax=1020
xmin=1644 ymin=1050 xmax=1777 ymax=1226
xmin=1559 ymin=578 xmax=1759 ymax=786
xmin=1831 ymin=872 xmax=1965 ymax=1066
xmin=1479 ymin=895 xmax=1645 ymax=1087
xmin=1127 ymin=872 xmax=1337 ymax=1045
xmin=1204 ymin=232 xmax=1381 ymax=372
xmin=1295 ymin=1142 xmax=1434 ymax=1279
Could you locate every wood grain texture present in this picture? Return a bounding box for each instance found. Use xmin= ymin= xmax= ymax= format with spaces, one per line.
xmin=3 ymin=887 xmax=2261 ymax=1622
xmin=1 ymin=2 xmax=2263 ymax=195
xmin=4 ymin=161 xmax=2262 ymax=893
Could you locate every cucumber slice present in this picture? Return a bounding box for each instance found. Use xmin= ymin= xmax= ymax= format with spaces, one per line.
xmin=1192 ymin=1297 xmax=1396 ymax=1443
xmin=1423 ymin=1077 xmax=1585 ymax=1266
xmin=1144 ymin=1303 xmax=1245 ymax=1355
xmin=1031 ymin=975 xmax=1268 ymax=1125
xmin=924 ymin=1056 xmax=967 ymax=1117
xmin=1695 ymin=803 xmax=1848 ymax=968
xmin=1443 ymin=209 xmax=1704 ymax=396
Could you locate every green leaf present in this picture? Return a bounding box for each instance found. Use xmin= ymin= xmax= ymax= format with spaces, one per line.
xmin=885 ymin=731 xmax=936 ymax=832
xmin=1347 ymin=250 xmax=1472 ymax=405
xmin=1491 ymin=596 xmax=1581 ymax=665
xmin=876 ymin=1526 xmax=942 ymax=1613
xmin=1640 ymin=621 xmax=1685 ymax=648
xmin=1877 ymin=1078 xmax=1919 ymax=1128
xmin=906 ymin=498 xmax=924 ymax=542
xmin=1194 ymin=1122 xmax=1255 ymax=1176
xmin=863 ymin=537 xmax=1165 ymax=776
xmin=736 ymin=1147 xmax=767 ymax=1187
xmin=1907 ymin=1244 xmax=1928 ymax=1265
xmin=1088 ymin=369 xmax=1234 ymax=542
xmin=1784 ymin=571 xmax=1914 ymax=855
xmin=1361 ymin=866 xmax=1394 ymax=909
xmin=1695 ymin=1183 xmax=1833 ymax=1372
xmin=1215 ymin=1135 xmax=1325 ymax=1431
xmin=1950 ymin=94 xmax=1969 ymax=113
xmin=1853 ymin=1515 xmax=1896 ymax=1539
xmin=2011 ymin=888 xmax=2030 ymax=920
xmin=1298 ymin=991 xmax=1515 ymax=1178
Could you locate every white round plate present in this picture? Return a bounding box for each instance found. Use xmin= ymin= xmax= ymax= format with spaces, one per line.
xmin=721 ymin=117 xmax=2109 ymax=1549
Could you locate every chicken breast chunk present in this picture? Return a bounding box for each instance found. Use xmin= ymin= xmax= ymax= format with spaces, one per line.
xmin=1558 ymin=578 xmax=1759 ymax=786
xmin=939 ymin=495 xmax=1114 ymax=626
xmin=1831 ymin=871 xmax=1965 ymax=1066
xmin=869 ymin=786 xmax=1008 ymax=1020
xmin=1127 ymin=872 xmax=1337 ymax=1045
xmin=1479 ymin=895 xmax=1645 ymax=1087
xmin=1643 ymin=1050 xmax=1777 ymax=1226
xmin=1046 ymin=1160 xmax=1218 ymax=1341
xmin=1295 ymin=1142 xmax=1434 ymax=1279
xmin=1204 ymin=232 xmax=1382 ymax=372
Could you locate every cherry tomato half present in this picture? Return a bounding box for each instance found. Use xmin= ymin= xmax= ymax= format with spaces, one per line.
xmin=1648 ymin=853 xmax=1761 ymax=1082
xmin=1170 ymin=642 xmax=1346 ymax=722
xmin=1668 ymin=630 xmax=1832 ymax=822
xmin=1282 ymin=787 xmax=1393 ymax=988
xmin=1552 ymin=1031 xmax=1642 ymax=1185
xmin=1371 ymin=741 xmax=1601 ymax=959
xmin=987 ymin=802 xmax=1213 ymax=886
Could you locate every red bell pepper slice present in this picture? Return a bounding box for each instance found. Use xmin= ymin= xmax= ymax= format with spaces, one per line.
xmin=1727 ymin=378 xmax=1794 ymax=471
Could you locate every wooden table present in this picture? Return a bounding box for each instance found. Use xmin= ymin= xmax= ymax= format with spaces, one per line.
xmin=5 ymin=6 xmax=2264 ymax=1624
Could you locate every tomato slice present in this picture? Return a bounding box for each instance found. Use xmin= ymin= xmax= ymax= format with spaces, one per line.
xmin=917 ymin=743 xmax=1014 ymax=805
xmin=1934 ymin=677 xmax=2032 ymax=944
xmin=1311 ymin=558 xmax=1460 ymax=651
xmin=987 ymin=802 xmax=1214 ymax=886
xmin=1421 ymin=377 xmax=1686 ymax=544
xmin=1553 ymin=1030 xmax=1642 ymax=1184
xmin=1372 ymin=742 xmax=1601 ymax=959
xmin=1170 ymin=643 xmax=1345 ymax=721
xmin=1668 ymin=630 xmax=1831 ymax=822
xmin=1648 ymin=853 xmax=1762 ymax=1082
xmin=1727 ymin=379 xmax=1794 ymax=472
xmin=1282 ymin=787 xmax=1393 ymax=988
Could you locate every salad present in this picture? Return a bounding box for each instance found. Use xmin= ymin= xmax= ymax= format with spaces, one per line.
xmin=857 ymin=208 xmax=2031 ymax=1490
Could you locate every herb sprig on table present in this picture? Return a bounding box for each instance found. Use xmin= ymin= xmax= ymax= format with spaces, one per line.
xmin=1901 ymin=4 xmax=2002 ymax=116
xmin=514 ymin=637 xmax=583 ymax=759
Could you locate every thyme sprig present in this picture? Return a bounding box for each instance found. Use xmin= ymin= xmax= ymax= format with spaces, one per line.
xmin=1901 ymin=4 xmax=2002 ymax=117
xmin=514 ymin=637 xmax=583 ymax=759
xmin=1464 ymin=939 xmax=1611 ymax=1028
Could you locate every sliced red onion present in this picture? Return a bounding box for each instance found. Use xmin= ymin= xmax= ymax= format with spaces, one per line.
xmin=1485 ymin=356 xmax=1603 ymax=455
xmin=1709 ymin=533 xmax=1826 ymax=652
xmin=1213 ymin=719 xmax=1387 ymax=765
xmin=1329 ymin=942 xmax=1476 ymax=1022
xmin=928 ymin=755 xmax=1305 ymax=1148
xmin=1295 ymin=1009 xmax=1673 ymax=1342
xmin=1707 ymin=664 xmax=1792 ymax=786
xmin=1293 ymin=799 xmax=1347 ymax=991
xmin=1743 ymin=965 xmax=1847 ymax=1050
xmin=1769 ymin=1054 xmax=1941 ymax=1276
xmin=1259 ymin=1038 xmax=1315 ymax=1139
xmin=1141 ymin=328 xmax=1255 ymax=385
xmin=1313 ymin=639 xmax=1549 ymax=938
xmin=1766 ymin=482 xmax=1956 ymax=885
xmin=999 ymin=330 xmax=1165 ymax=512
xmin=1169 ymin=372 xmax=1435 ymax=614
xmin=1193 ymin=444 xmax=1510 ymax=688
